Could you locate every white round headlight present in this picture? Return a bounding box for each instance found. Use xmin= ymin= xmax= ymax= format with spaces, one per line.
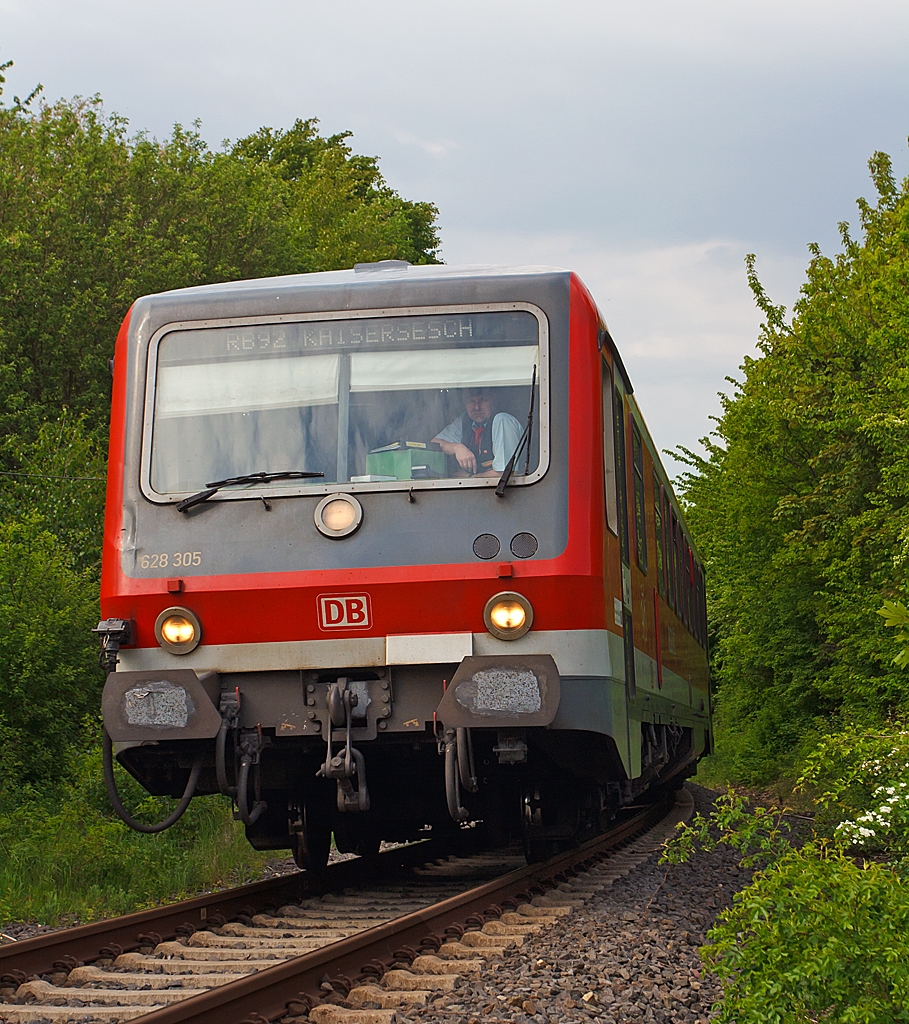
xmin=484 ymin=592 xmax=533 ymax=640
xmin=314 ymin=493 xmax=363 ymax=538
xmin=155 ymin=606 xmax=202 ymax=654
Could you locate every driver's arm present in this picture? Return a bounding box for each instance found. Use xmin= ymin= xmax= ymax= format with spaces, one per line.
xmin=433 ymin=436 xmax=477 ymax=474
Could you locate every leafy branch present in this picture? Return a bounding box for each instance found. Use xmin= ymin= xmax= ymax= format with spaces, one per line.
xmin=661 ymin=789 xmax=792 ymax=869
xmin=879 ymin=599 xmax=909 ymax=668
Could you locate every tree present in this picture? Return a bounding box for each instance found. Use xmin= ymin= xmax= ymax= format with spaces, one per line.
xmin=677 ymin=146 xmax=909 ymax=783
xmin=0 ymin=85 xmax=440 ymax=449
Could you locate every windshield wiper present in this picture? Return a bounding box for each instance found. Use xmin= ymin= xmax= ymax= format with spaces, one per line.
xmin=176 ymin=470 xmax=324 ymax=513
xmin=496 ymin=365 xmax=537 ymax=497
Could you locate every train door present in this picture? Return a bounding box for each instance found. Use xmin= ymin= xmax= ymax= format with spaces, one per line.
xmin=602 ymin=358 xmax=636 ymax=702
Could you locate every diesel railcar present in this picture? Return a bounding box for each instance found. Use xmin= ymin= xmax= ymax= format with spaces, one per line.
xmin=95 ymin=262 xmax=711 ymax=864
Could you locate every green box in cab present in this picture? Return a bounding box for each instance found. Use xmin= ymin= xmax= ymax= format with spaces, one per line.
xmin=365 ymin=446 xmax=447 ymax=480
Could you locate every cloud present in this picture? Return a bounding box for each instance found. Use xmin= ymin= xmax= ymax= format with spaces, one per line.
xmin=394 ymin=130 xmax=457 ymax=160
xmin=3 ymin=0 xmax=905 ymax=257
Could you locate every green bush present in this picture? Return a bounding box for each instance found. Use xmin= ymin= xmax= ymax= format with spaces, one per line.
xmin=705 ymin=845 xmax=909 ymax=1024
xmin=0 ymin=514 xmax=99 ymax=794
xmin=797 ymin=721 xmax=909 ymax=861
xmin=0 ymin=412 xmax=107 ymax=573
xmin=664 ymin=790 xmax=909 ymax=1023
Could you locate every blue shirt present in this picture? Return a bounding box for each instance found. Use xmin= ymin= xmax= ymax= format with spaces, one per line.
xmin=435 ymin=411 xmax=523 ymax=473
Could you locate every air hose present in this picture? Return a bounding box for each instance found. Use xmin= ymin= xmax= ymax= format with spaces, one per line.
xmin=444 ymin=728 xmax=469 ymax=822
xmin=214 ymin=711 xmax=266 ymax=826
xmin=236 ymin=749 xmax=267 ymax=826
xmin=102 ymin=727 xmax=202 ymax=834
xmin=215 ymin=714 xmax=236 ymax=798
xmin=456 ymin=726 xmax=478 ymax=794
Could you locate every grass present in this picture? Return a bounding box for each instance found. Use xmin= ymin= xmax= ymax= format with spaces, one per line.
xmin=0 ymin=745 xmax=272 ymax=925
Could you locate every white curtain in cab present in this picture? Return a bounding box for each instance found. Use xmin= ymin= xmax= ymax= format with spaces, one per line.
xmin=349 ymin=345 xmax=538 ymax=392
xmin=155 ymin=353 xmax=340 ymax=418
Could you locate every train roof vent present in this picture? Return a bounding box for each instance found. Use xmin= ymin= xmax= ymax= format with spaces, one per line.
xmin=353 ymin=260 xmax=412 ymax=273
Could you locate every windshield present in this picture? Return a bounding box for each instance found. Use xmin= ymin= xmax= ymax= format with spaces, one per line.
xmin=147 ymin=308 xmax=543 ymax=496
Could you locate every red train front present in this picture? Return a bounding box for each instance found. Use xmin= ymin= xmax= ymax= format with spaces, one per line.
xmin=97 ymin=262 xmax=710 ymax=863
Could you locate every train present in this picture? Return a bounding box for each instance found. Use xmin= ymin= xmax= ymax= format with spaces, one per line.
xmin=95 ymin=261 xmax=711 ymax=864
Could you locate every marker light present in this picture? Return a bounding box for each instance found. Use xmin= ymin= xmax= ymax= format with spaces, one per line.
xmin=484 ymin=592 xmax=534 ymax=640
xmin=314 ymin=493 xmax=363 ymax=538
xmin=155 ymin=607 xmax=202 ymax=654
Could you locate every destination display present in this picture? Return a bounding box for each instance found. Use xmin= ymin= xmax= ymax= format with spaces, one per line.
xmin=157 ymin=310 xmax=539 ymax=365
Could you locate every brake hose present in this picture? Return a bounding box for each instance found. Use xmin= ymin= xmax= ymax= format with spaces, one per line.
xmin=236 ymin=750 xmax=267 ymax=826
xmin=103 ymin=728 xmax=202 ymax=834
xmin=444 ymin=729 xmax=469 ymax=822
xmin=215 ymin=715 xmax=236 ymax=798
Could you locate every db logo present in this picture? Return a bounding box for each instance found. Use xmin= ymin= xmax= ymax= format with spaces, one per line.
xmin=318 ymin=594 xmax=372 ymax=630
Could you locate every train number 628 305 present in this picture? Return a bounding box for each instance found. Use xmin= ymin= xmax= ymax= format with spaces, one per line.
xmin=139 ymin=551 xmax=202 ymax=569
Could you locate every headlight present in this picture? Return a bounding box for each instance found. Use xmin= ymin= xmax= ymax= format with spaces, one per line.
xmin=484 ymin=592 xmax=533 ymax=640
xmin=155 ymin=606 xmax=202 ymax=654
xmin=314 ymin=493 xmax=363 ymax=538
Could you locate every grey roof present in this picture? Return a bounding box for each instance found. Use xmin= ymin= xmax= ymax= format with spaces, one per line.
xmin=137 ymin=263 xmax=572 ymax=302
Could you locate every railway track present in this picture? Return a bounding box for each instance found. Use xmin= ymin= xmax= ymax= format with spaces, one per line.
xmin=0 ymin=789 xmax=692 ymax=1023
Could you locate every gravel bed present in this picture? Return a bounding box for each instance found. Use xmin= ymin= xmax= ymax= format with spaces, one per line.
xmin=399 ymin=784 xmax=749 ymax=1024
xmin=3 ymin=786 xmax=752 ymax=1022
xmin=0 ymin=922 xmax=61 ymax=944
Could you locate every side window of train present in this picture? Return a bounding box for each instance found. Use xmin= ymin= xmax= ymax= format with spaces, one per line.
xmin=694 ymin=561 xmax=705 ymax=645
xmin=670 ymin=510 xmax=680 ymax=612
xmin=696 ymin=557 xmax=704 ymax=643
xmin=698 ymin=564 xmax=708 ymax=647
xmin=613 ymin=385 xmax=630 ymax=567
xmin=601 ymin=360 xmax=619 ymax=535
xmin=630 ymin=420 xmax=647 ymax=573
xmin=671 ymin=516 xmax=679 ymax=612
xmin=653 ymin=472 xmax=666 ymax=599
xmin=680 ymin=540 xmax=688 ymax=627
xmin=683 ymin=540 xmax=693 ymax=629
xmin=690 ymin=551 xmax=698 ymax=636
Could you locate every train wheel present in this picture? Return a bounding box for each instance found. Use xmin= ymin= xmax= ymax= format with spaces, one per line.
xmin=522 ymin=837 xmax=572 ymax=864
xmin=292 ymin=802 xmax=332 ymax=872
xmin=520 ymin=782 xmax=577 ymax=863
xmin=354 ymin=833 xmax=381 ymax=859
xmin=292 ymin=826 xmax=332 ymax=871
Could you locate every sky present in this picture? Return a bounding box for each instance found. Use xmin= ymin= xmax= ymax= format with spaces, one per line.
xmin=2 ymin=0 xmax=907 ymax=473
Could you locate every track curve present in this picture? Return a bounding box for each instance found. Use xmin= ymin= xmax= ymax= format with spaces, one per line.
xmin=0 ymin=790 xmax=693 ymax=1023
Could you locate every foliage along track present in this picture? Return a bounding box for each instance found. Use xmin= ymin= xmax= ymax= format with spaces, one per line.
xmin=0 ymin=791 xmax=689 ymax=1023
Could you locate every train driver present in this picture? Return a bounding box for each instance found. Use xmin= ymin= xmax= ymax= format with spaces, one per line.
xmin=433 ymin=387 xmax=522 ymax=477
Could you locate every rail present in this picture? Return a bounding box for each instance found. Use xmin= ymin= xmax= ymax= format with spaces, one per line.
xmin=1 ymin=790 xmax=689 ymax=1023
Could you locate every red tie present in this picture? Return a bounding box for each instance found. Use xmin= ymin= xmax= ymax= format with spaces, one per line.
xmin=473 ymin=424 xmax=483 ymax=447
